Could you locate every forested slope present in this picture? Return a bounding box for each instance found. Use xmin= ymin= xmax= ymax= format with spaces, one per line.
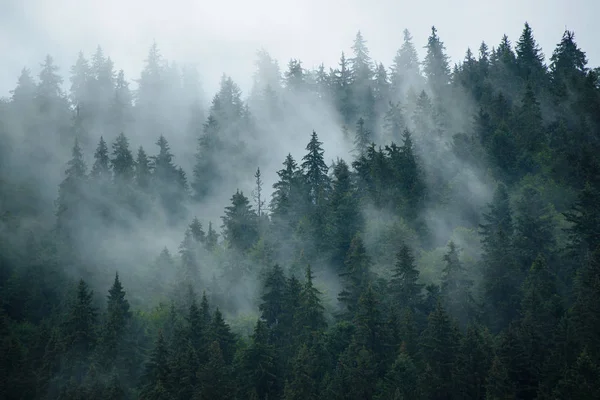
xmin=1 ymin=23 xmax=599 ymax=399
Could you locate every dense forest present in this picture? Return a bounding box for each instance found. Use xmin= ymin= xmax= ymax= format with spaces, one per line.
xmin=1 ymin=21 xmax=600 ymax=399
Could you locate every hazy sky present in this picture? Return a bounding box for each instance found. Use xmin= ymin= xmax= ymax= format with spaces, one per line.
xmin=1 ymin=0 xmax=598 ymax=99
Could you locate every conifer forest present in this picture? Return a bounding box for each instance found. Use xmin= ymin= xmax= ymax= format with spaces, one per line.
xmin=2 ymin=20 xmax=600 ymax=399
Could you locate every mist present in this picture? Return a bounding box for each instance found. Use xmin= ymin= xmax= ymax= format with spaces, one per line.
xmin=2 ymin=2 xmax=600 ymax=399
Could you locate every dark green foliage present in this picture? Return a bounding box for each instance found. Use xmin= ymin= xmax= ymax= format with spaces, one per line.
xmin=3 ymin=23 xmax=600 ymax=400
xmin=440 ymin=242 xmax=476 ymax=328
xmin=111 ymin=133 xmax=134 ymax=183
xmin=480 ymin=183 xmax=520 ymax=331
xmin=389 ymin=243 xmax=423 ymax=312
xmin=338 ymin=234 xmax=372 ymax=318
xmin=91 ymin=136 xmax=110 ymax=179
xmin=221 ymin=190 xmax=258 ymax=252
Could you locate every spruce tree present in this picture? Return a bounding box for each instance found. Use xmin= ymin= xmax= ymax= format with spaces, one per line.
xmin=338 ymin=234 xmax=372 ymax=318
xmin=423 ymin=26 xmax=451 ymax=98
xmin=90 ymin=136 xmax=111 ymax=179
xmin=221 ymin=190 xmax=258 ymax=252
xmin=111 ymin=133 xmax=135 ymax=183
xmin=389 ymin=243 xmax=424 ymax=312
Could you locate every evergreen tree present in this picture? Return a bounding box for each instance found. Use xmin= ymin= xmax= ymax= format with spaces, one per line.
xmin=420 ymin=301 xmax=460 ymax=400
xmin=423 ymin=26 xmax=451 ymax=97
xmin=480 ymin=183 xmax=520 ymax=331
xmin=571 ymin=248 xmax=600 ymax=359
xmin=221 ymin=190 xmax=258 ymax=252
xmin=515 ymin=22 xmax=547 ymax=87
xmin=188 ymin=217 xmax=206 ymax=243
xmin=140 ymin=330 xmax=172 ymax=399
xmin=205 ymin=221 xmax=219 ymax=251
xmin=90 ymin=136 xmax=111 ymax=179
xmin=259 ymin=264 xmax=287 ymax=328
xmin=338 ymin=234 xmax=372 ymax=318
xmin=327 ymin=159 xmax=362 ymax=272
xmin=332 ymin=52 xmax=355 ymax=126
xmin=197 ymin=341 xmax=234 ymax=400
xmin=354 ymin=117 xmax=372 ymax=158
xmin=242 ymin=319 xmax=281 ymax=399
xmin=135 ymin=146 xmax=152 ymax=191
xmin=391 ymin=29 xmax=422 ymax=100
xmin=375 ymin=345 xmax=421 ymax=400
xmin=270 ymin=153 xmax=302 ymax=222
xmin=389 ymin=243 xmax=424 ymax=312
xmin=513 ymin=186 xmax=556 ymax=274
xmin=56 ymin=138 xmax=88 ymax=240
xmin=296 ymin=265 xmax=327 ymax=339
xmin=440 ymin=241 xmax=476 ymax=328
xmin=209 ymin=308 xmax=236 ymax=365
xmin=111 ymin=133 xmax=135 ymax=183
xmin=63 ymin=279 xmax=98 ymax=361
xmin=301 ymin=130 xmax=330 ymax=206
xmin=110 ymin=69 xmax=133 ymax=134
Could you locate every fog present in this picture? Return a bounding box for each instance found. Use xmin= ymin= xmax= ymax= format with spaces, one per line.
xmin=1 ymin=0 xmax=598 ymax=325
xmin=3 ymin=0 xmax=599 ymax=98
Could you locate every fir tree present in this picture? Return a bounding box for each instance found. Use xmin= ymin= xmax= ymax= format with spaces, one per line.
xmin=389 ymin=243 xmax=424 ymax=312
xmin=90 ymin=136 xmax=111 ymax=179
xmin=111 ymin=133 xmax=135 ymax=183
xmin=221 ymin=190 xmax=258 ymax=252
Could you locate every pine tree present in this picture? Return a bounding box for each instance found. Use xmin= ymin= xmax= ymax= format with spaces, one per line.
xmin=301 ymin=130 xmax=330 ymax=206
xmin=252 ymin=167 xmax=265 ymax=218
xmin=513 ymin=186 xmax=556 ymax=274
xmin=191 ymin=115 xmax=221 ymax=201
xmin=570 ymin=247 xmax=600 ymax=359
xmin=221 ymin=190 xmax=258 ymax=252
xmin=480 ymin=183 xmax=520 ymax=332
xmin=391 ymin=29 xmax=422 ymax=100
xmin=423 ymin=26 xmax=451 ymax=98
xmin=454 ymin=324 xmax=493 ymax=399
xmin=63 ymin=279 xmax=98 ymax=358
xmin=259 ymin=264 xmax=287 ymax=328
xmin=296 ymin=265 xmax=327 ymax=340
xmin=383 ymin=101 xmax=405 ymax=142
xmin=102 ymin=272 xmax=132 ymax=365
xmin=554 ymin=349 xmax=600 ymax=399
xmin=111 ymin=133 xmax=135 ymax=183
xmin=389 ymin=243 xmax=424 ymax=311
xmin=110 ymin=69 xmax=133 ymax=133
xmin=179 ymin=228 xmax=200 ymax=284
xmin=135 ymin=146 xmax=152 ymax=191
xmin=270 ymin=153 xmax=301 ymax=221
xmin=69 ymin=51 xmax=91 ymax=108
xmin=327 ymin=159 xmax=362 ymax=272
xmin=140 ymin=330 xmax=172 ymax=399
xmin=485 ymin=355 xmax=516 ymax=399
xmin=440 ymin=241 xmax=476 ymax=328
xmin=375 ymin=345 xmax=421 ymax=400
xmin=354 ymin=117 xmax=372 ymax=158
xmin=209 ymin=308 xmax=236 ymax=365
xmin=332 ymin=52 xmax=355 ymax=126
xmin=285 ymin=59 xmax=306 ymax=92
xmin=90 ymin=136 xmax=111 ymax=179
xmin=420 ymin=301 xmax=460 ymax=400
xmin=197 ymin=341 xmax=234 ymax=400
xmin=205 ymin=221 xmax=219 ymax=251
xmin=338 ymin=234 xmax=372 ymax=318
xmin=188 ymin=217 xmax=206 ymax=243
xmin=56 ymin=138 xmax=87 ymax=239
xmin=550 ymin=30 xmax=588 ymax=96
xmin=515 ymin=22 xmax=547 ymax=87
xmin=242 ymin=319 xmax=281 ymax=399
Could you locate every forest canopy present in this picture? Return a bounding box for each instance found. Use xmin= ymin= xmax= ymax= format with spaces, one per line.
xmin=1 ymin=22 xmax=600 ymax=399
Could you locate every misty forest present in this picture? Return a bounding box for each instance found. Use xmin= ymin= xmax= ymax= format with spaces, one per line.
xmin=1 ymin=21 xmax=600 ymax=400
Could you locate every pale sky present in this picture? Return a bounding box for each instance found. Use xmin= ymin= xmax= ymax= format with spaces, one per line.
xmin=1 ymin=0 xmax=598 ymax=99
